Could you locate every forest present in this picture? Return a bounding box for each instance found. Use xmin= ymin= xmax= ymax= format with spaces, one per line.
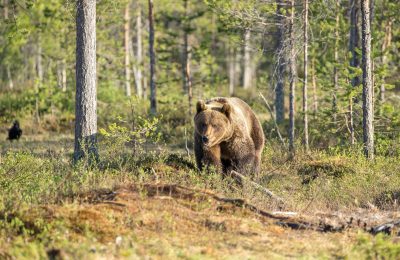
xmin=1 ymin=0 xmax=400 ymax=258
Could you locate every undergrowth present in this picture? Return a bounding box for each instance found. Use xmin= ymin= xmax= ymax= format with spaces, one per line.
xmin=1 ymin=127 xmax=400 ymax=258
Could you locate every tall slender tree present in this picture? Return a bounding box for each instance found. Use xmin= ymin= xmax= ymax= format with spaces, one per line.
xmin=182 ymin=0 xmax=193 ymax=115
xmin=228 ymin=45 xmax=235 ymax=96
xmin=379 ymin=17 xmax=392 ymax=103
xmin=361 ymin=0 xmax=374 ymax=159
xmin=275 ymin=0 xmax=286 ymax=124
xmin=332 ymin=0 xmax=340 ymax=123
xmin=288 ymin=0 xmax=296 ymax=154
xmin=124 ymin=1 xmax=132 ymax=97
xmin=348 ymin=0 xmax=360 ymax=145
xmin=134 ymin=3 xmax=144 ymax=98
xmin=74 ymin=0 xmax=98 ymax=162
xmin=303 ymin=0 xmax=309 ymax=152
xmin=148 ymin=0 xmax=157 ymax=115
xmin=243 ymin=29 xmax=252 ymax=89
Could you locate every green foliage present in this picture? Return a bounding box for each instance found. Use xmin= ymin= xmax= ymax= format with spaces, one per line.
xmin=351 ymin=233 xmax=400 ymax=259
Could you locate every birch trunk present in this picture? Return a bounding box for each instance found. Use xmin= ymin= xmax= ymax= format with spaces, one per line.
xmin=311 ymin=58 xmax=318 ymax=114
xmin=57 ymin=60 xmax=67 ymax=92
xmin=6 ymin=65 xmax=13 ymax=90
xmin=124 ymin=2 xmax=132 ymax=97
xmin=275 ymin=0 xmax=285 ymax=124
xmin=288 ymin=0 xmax=296 ymax=154
xmin=35 ymin=38 xmax=43 ymax=125
xmin=148 ymin=0 xmax=157 ymax=115
xmin=228 ymin=45 xmax=235 ymax=96
xmin=74 ymin=0 xmax=98 ymax=162
xmin=182 ymin=0 xmax=193 ymax=115
xmin=303 ymin=0 xmax=309 ymax=152
xmin=243 ymin=29 xmax=252 ymax=89
xmin=380 ymin=18 xmax=392 ymax=103
xmin=333 ymin=0 xmax=340 ymax=122
xmin=134 ymin=4 xmax=143 ymax=98
xmin=3 ymin=0 xmax=8 ymax=19
xmin=361 ymin=0 xmax=374 ymax=160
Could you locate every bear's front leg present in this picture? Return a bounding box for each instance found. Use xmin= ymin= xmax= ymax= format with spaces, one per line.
xmin=194 ymin=135 xmax=222 ymax=172
xmin=236 ymin=153 xmax=257 ymax=175
xmin=203 ymin=145 xmax=223 ymax=172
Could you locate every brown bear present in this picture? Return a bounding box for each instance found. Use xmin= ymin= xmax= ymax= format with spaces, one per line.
xmin=194 ymin=97 xmax=265 ymax=174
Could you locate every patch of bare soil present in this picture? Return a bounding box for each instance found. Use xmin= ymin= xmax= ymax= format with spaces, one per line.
xmin=44 ymin=183 xmax=396 ymax=258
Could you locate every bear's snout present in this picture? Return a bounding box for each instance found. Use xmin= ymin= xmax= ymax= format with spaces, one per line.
xmin=201 ymin=135 xmax=209 ymax=144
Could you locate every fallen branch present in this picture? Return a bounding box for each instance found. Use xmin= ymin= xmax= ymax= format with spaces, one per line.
xmin=259 ymin=92 xmax=286 ymax=148
xmin=230 ymin=170 xmax=285 ymax=204
xmin=370 ymin=219 xmax=400 ymax=235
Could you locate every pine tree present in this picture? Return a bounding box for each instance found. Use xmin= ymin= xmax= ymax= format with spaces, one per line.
xmin=74 ymin=0 xmax=98 ymax=162
xmin=361 ymin=0 xmax=374 ymax=159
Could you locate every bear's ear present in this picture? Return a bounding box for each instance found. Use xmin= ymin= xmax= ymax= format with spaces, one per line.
xmin=196 ymin=100 xmax=207 ymax=114
xmin=221 ymin=103 xmax=232 ymax=118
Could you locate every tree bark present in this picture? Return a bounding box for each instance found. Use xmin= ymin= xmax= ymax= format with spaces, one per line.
xmin=275 ymin=0 xmax=285 ymax=124
xmin=333 ymin=0 xmax=340 ymax=123
xmin=348 ymin=0 xmax=360 ymax=145
xmin=303 ymin=0 xmax=309 ymax=152
xmin=182 ymin=0 xmax=193 ymax=115
xmin=228 ymin=45 xmax=235 ymax=96
xmin=3 ymin=0 xmax=8 ymax=20
xmin=134 ymin=3 xmax=143 ymax=98
xmin=6 ymin=65 xmax=13 ymax=90
xmin=311 ymin=58 xmax=318 ymax=114
xmin=361 ymin=0 xmax=374 ymax=160
xmin=74 ymin=0 xmax=98 ymax=162
xmin=288 ymin=0 xmax=296 ymax=155
xmin=148 ymin=0 xmax=156 ymax=115
xmin=124 ymin=2 xmax=132 ymax=97
xmin=35 ymin=37 xmax=43 ymax=125
xmin=57 ymin=59 xmax=67 ymax=92
xmin=349 ymin=0 xmax=360 ymax=89
xmin=379 ymin=18 xmax=392 ymax=103
xmin=243 ymin=29 xmax=252 ymax=89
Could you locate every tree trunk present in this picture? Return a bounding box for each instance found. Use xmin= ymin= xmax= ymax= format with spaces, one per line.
xmin=3 ymin=0 xmax=8 ymax=20
xmin=348 ymin=0 xmax=360 ymax=145
xmin=349 ymin=0 xmax=360 ymax=89
xmin=228 ymin=45 xmax=235 ymax=96
xmin=234 ymin=46 xmax=241 ymax=91
xmin=57 ymin=60 xmax=67 ymax=92
xmin=380 ymin=18 xmax=392 ymax=103
xmin=124 ymin=2 xmax=132 ymax=97
xmin=361 ymin=0 xmax=374 ymax=160
xmin=303 ymin=0 xmax=309 ymax=152
xmin=311 ymin=58 xmax=318 ymax=114
xmin=243 ymin=29 xmax=252 ymax=89
xmin=275 ymin=0 xmax=285 ymax=124
xmin=134 ymin=4 xmax=143 ymax=98
xmin=349 ymin=96 xmax=355 ymax=145
xmin=148 ymin=0 xmax=156 ymax=115
xmin=288 ymin=0 xmax=296 ymax=155
xmin=333 ymin=0 xmax=340 ymax=123
xmin=35 ymin=37 xmax=43 ymax=125
xmin=74 ymin=0 xmax=98 ymax=162
xmin=6 ymin=65 xmax=13 ymax=89
xmin=182 ymin=0 xmax=193 ymax=115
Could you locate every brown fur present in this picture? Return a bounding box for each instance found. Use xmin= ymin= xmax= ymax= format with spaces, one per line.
xmin=193 ymin=97 xmax=265 ymax=174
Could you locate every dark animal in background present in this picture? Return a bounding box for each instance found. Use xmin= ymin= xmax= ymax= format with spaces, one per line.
xmin=8 ymin=120 xmax=22 ymax=141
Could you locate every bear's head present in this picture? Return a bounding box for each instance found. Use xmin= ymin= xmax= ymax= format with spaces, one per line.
xmin=194 ymin=100 xmax=232 ymax=148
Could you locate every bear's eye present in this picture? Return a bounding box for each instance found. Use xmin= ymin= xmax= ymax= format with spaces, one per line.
xmin=212 ymin=124 xmax=219 ymax=129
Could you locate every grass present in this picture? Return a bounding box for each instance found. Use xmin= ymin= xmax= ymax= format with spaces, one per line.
xmin=1 ymin=132 xmax=400 ymax=259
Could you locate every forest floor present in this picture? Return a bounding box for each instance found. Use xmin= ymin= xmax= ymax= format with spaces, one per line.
xmin=1 ymin=133 xmax=400 ymax=259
